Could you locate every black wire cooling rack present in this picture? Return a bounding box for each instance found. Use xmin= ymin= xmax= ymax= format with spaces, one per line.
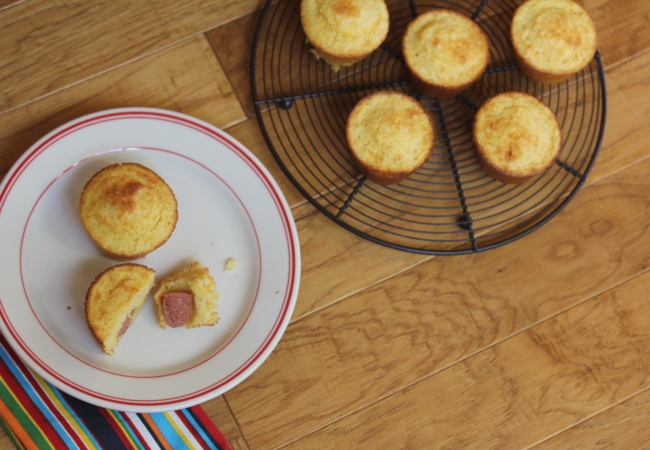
xmin=250 ymin=0 xmax=607 ymax=255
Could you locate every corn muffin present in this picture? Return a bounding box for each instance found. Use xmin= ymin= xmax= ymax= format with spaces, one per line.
xmin=473 ymin=92 xmax=562 ymax=184
xmin=511 ymin=0 xmax=597 ymax=83
xmin=79 ymin=163 xmax=178 ymax=260
xmin=346 ymin=91 xmax=435 ymax=185
xmin=153 ymin=262 xmax=219 ymax=329
xmin=301 ymin=0 xmax=390 ymax=70
xmin=85 ymin=264 xmax=156 ymax=356
xmin=402 ymin=9 xmax=490 ymax=98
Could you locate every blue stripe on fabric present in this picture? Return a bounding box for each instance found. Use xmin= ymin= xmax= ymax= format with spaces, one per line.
xmin=180 ymin=409 xmax=220 ymax=450
xmin=149 ymin=412 xmax=191 ymax=450
xmin=0 ymin=345 xmax=79 ymax=449
xmin=46 ymin=387 xmax=102 ymax=449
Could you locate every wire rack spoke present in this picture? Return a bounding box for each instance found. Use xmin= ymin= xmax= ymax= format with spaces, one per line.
xmin=252 ymin=0 xmax=607 ymax=255
xmin=255 ymin=81 xmax=411 ymax=108
xmin=555 ymin=159 xmax=586 ymax=181
xmin=472 ymin=0 xmax=490 ymax=21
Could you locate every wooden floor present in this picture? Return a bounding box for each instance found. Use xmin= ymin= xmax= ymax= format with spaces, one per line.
xmin=2 ymin=0 xmax=650 ymax=448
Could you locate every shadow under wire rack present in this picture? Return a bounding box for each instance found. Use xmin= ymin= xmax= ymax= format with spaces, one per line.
xmin=250 ymin=0 xmax=607 ymax=255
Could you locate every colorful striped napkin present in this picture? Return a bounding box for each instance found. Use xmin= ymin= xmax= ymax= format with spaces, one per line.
xmin=0 ymin=334 xmax=231 ymax=450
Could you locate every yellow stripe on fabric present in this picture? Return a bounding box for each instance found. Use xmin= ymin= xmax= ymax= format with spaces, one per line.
xmin=163 ymin=412 xmax=194 ymax=449
xmin=0 ymin=378 xmax=54 ymax=449
xmin=107 ymin=409 xmax=141 ymax=449
xmin=33 ymin=376 xmax=99 ymax=450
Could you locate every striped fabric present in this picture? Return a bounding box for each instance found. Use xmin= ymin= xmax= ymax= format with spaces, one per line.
xmin=0 ymin=334 xmax=231 ymax=450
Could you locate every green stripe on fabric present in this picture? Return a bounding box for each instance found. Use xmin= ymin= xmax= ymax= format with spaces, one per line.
xmin=107 ymin=409 xmax=144 ymax=450
xmin=0 ymin=379 xmax=53 ymax=449
xmin=0 ymin=414 xmax=26 ymax=450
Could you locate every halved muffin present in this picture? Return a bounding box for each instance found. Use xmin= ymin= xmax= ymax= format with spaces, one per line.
xmin=85 ymin=264 xmax=156 ymax=356
xmin=473 ymin=92 xmax=562 ymax=184
xmin=301 ymin=0 xmax=390 ymax=70
xmin=79 ymin=163 xmax=178 ymax=260
xmin=511 ymin=0 xmax=597 ymax=83
xmin=402 ymin=9 xmax=490 ymax=98
xmin=346 ymin=91 xmax=435 ymax=185
xmin=153 ymin=262 xmax=219 ymax=329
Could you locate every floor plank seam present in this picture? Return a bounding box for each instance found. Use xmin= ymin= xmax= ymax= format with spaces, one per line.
xmin=605 ymin=73 xmax=648 ymax=125
xmin=270 ymin=265 xmax=650 ymax=449
xmin=223 ymin=394 xmax=252 ymax=449
xmin=523 ymin=384 xmax=650 ymax=450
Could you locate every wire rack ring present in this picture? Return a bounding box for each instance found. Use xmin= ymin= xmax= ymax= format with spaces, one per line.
xmin=250 ymin=0 xmax=607 ymax=255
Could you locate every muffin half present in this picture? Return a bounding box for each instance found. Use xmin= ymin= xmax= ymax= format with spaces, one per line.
xmin=153 ymin=262 xmax=219 ymax=329
xmin=85 ymin=264 xmax=156 ymax=356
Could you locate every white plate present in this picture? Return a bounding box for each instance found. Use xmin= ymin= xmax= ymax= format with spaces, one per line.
xmin=0 ymin=108 xmax=300 ymax=412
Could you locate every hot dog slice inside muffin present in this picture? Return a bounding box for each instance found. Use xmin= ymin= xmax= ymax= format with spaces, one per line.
xmin=153 ymin=262 xmax=219 ymax=329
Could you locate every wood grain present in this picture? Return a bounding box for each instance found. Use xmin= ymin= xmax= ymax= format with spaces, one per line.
xmin=225 ymin=152 xmax=650 ymax=448
xmin=283 ymin=252 xmax=650 ymax=449
xmin=0 ymin=0 xmax=23 ymax=11
xmin=0 ymin=0 xmax=264 ymax=112
xmin=207 ymin=11 xmax=261 ymax=118
xmin=583 ymin=0 xmax=650 ymax=68
xmin=531 ymin=388 xmax=650 ymax=449
xmin=0 ymin=35 xmax=244 ymax=180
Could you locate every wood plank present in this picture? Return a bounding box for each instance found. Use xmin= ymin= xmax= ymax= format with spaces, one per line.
xmin=224 ymin=144 xmax=650 ymax=448
xmin=531 ymin=388 xmax=650 ymax=449
xmin=0 ymin=35 xmax=245 ymax=181
xmin=0 ymin=0 xmax=264 ymax=112
xmin=283 ymin=266 xmax=650 ymax=449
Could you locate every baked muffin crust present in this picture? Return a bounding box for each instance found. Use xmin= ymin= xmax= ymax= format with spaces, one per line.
xmin=80 ymin=163 xmax=178 ymax=260
xmin=403 ymin=9 xmax=489 ymax=98
xmin=511 ymin=0 xmax=597 ymax=83
xmin=473 ymin=92 xmax=562 ymax=184
xmin=346 ymin=91 xmax=435 ymax=185
xmin=301 ymin=0 xmax=389 ymax=70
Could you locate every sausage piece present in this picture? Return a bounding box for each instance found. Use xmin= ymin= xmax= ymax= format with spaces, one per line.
xmin=118 ymin=312 xmax=133 ymax=336
xmin=162 ymin=292 xmax=194 ymax=327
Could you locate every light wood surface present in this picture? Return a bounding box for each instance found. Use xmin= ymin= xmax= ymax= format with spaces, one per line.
xmin=1 ymin=1 xmax=649 ymax=449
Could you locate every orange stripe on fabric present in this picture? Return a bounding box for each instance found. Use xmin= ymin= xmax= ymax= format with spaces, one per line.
xmin=0 ymin=398 xmax=39 ymax=450
xmin=142 ymin=414 xmax=173 ymax=450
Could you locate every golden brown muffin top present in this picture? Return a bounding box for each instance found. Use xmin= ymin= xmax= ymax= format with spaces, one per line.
xmin=347 ymin=92 xmax=434 ymax=173
xmin=79 ymin=163 xmax=178 ymax=259
xmin=402 ymin=9 xmax=489 ymax=88
xmin=473 ymin=92 xmax=562 ymax=178
xmin=301 ymin=0 xmax=389 ymax=59
xmin=511 ymin=0 xmax=597 ymax=76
